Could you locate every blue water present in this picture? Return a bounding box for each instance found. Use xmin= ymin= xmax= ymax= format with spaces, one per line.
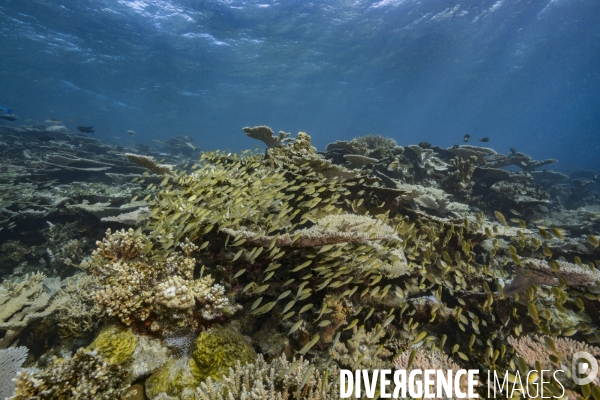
xmin=1 ymin=0 xmax=599 ymax=170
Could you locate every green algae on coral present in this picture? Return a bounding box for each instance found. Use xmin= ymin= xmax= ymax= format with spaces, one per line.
xmin=145 ymin=358 xmax=200 ymax=400
xmin=87 ymin=324 xmax=138 ymax=364
xmin=144 ymin=327 xmax=255 ymax=400
xmin=190 ymin=327 xmax=255 ymax=382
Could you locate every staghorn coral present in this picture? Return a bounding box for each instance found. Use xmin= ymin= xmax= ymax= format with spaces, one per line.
xmin=92 ymin=258 xmax=157 ymax=325
xmin=45 ymin=221 xmax=89 ymax=269
xmin=196 ymin=354 xmax=339 ymax=400
xmin=393 ymin=350 xmax=471 ymax=399
xmin=447 ymin=156 xmax=477 ymax=193
xmin=508 ymin=335 xmax=600 ymax=387
xmin=243 ymin=125 xmax=293 ymax=148
xmin=332 ymin=326 xmax=394 ymax=370
xmin=10 ymin=348 xmax=129 ymax=400
xmin=30 ymin=125 xmax=600 ymax=400
xmin=54 ymin=273 xmax=104 ymax=338
xmin=0 ymin=273 xmax=66 ymax=348
xmin=0 ymin=240 xmax=31 ymax=261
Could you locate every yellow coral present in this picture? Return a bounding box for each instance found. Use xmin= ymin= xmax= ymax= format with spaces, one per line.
xmin=88 ymin=325 xmax=138 ymax=364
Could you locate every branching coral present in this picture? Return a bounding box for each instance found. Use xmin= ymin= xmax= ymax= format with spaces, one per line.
xmin=350 ymin=134 xmax=398 ymax=151
xmin=447 ymin=156 xmax=477 ymax=192
xmin=267 ymin=131 xmax=317 ymax=160
xmin=193 ymin=275 xmax=241 ymax=320
xmin=54 ymin=273 xmax=104 ymax=338
xmin=333 ymin=326 xmax=393 ymax=370
xmin=0 ymin=273 xmax=66 ymax=348
xmin=88 ymin=229 xmax=240 ymax=329
xmin=393 ymin=350 xmax=470 ymax=399
xmin=45 ymin=221 xmax=89 ymax=269
xmin=0 ymin=241 xmax=31 ymax=261
xmin=91 ymin=227 xmax=146 ymax=262
xmin=156 ymin=276 xmax=197 ymax=310
xmin=196 ymin=354 xmax=339 ymax=400
xmin=10 ymin=348 xmax=129 ymax=399
xmin=508 ymin=335 xmax=600 ymax=387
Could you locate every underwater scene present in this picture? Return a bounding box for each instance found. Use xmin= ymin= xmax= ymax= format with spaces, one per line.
xmin=1 ymin=0 xmax=600 ymax=399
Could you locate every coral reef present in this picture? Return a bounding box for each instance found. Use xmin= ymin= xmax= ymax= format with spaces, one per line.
xmin=3 ymin=124 xmax=600 ymax=400
xmin=145 ymin=327 xmax=255 ymax=399
xmin=393 ymin=349 xmax=470 ymax=398
xmin=54 ymin=273 xmax=104 ymax=338
xmin=10 ymin=348 xmax=129 ymax=400
xmin=0 ymin=272 xmax=66 ymax=348
xmin=196 ymin=354 xmax=339 ymax=400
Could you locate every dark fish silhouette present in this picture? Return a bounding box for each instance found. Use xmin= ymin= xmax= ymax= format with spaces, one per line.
xmin=463 ymin=134 xmax=470 ymax=142
xmin=510 ymin=148 xmax=517 ymax=154
xmin=76 ymin=126 xmax=94 ymax=133
xmin=0 ymin=115 xmax=16 ymax=121
xmin=419 ymin=141 xmax=431 ymax=149
xmin=479 ymin=137 xmax=490 ymax=142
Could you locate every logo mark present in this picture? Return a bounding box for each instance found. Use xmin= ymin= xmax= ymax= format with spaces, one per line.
xmin=572 ymin=352 xmax=598 ymax=385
